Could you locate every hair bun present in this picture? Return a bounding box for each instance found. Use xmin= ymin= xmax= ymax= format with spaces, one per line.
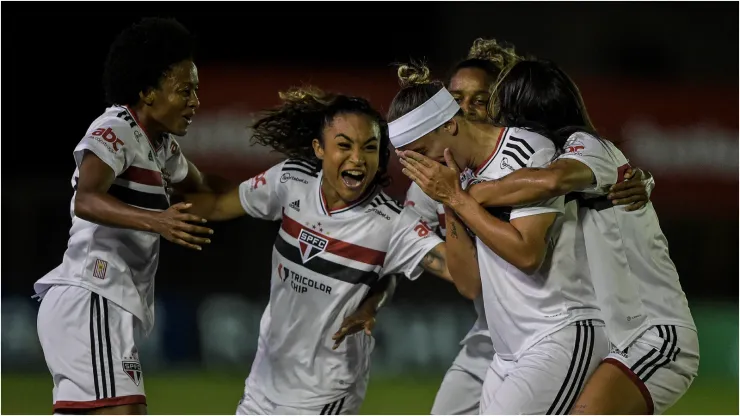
xmin=278 ymin=85 xmax=333 ymax=104
xmin=467 ymin=38 xmax=521 ymax=70
xmin=396 ymin=61 xmax=432 ymax=87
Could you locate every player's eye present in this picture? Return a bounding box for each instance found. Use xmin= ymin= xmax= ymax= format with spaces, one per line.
xmin=365 ymin=145 xmax=378 ymax=151
xmin=338 ymin=143 xmax=351 ymax=149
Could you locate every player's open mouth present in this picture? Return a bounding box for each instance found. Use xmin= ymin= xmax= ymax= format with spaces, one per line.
xmin=340 ymin=170 xmax=366 ymax=189
xmin=183 ymin=115 xmax=193 ymax=125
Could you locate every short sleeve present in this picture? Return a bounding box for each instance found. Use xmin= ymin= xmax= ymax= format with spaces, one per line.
xmin=73 ymin=120 xmax=133 ymax=177
xmin=238 ymin=161 xmax=286 ymax=221
xmin=382 ymin=206 xmax=444 ymax=280
xmin=165 ymin=138 xmax=189 ymax=184
xmin=558 ymin=132 xmax=629 ymax=193
xmin=404 ymin=182 xmax=440 ymax=231
xmin=510 ymin=147 xmax=564 ymax=220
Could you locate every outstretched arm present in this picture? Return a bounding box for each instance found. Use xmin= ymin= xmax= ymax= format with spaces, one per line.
xmin=331 ymin=275 xmax=398 ymax=349
xmin=468 ymin=158 xmax=594 ymax=207
xmin=182 ymin=187 xmax=247 ymax=222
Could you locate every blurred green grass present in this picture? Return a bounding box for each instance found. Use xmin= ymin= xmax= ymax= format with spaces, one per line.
xmin=2 ymin=371 xmax=736 ymax=414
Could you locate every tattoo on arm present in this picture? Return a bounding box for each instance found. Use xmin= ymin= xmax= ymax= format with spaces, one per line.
xmin=421 ymin=246 xmax=447 ymax=276
xmin=450 ymin=222 xmax=458 ymax=239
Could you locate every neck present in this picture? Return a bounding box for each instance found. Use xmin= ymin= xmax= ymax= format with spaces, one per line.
xmin=320 ymin=176 xmax=372 ymax=212
xmin=461 ymin=122 xmax=503 ymax=170
xmin=321 ymin=178 xmax=346 ymax=211
xmin=128 ymin=104 xmax=164 ymax=146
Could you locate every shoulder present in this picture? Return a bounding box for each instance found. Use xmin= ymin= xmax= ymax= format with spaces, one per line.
xmin=364 ymin=191 xmax=403 ymax=222
xmin=276 ymin=158 xmax=320 ymax=185
xmin=505 ymin=127 xmax=555 ymax=153
xmin=84 ymin=107 xmax=142 ymax=147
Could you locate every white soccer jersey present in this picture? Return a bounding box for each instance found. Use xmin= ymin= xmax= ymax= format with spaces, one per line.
xmin=34 ymin=106 xmax=189 ymax=334
xmin=559 ymin=132 xmax=696 ymax=350
xmin=474 ymin=128 xmax=601 ymax=361
xmin=239 ymin=159 xmax=443 ymax=408
xmin=404 ymin=179 xmax=488 ymax=343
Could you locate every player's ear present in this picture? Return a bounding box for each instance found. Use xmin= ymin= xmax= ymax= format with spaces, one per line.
xmin=139 ymin=89 xmax=156 ymax=106
xmin=312 ymin=138 xmax=324 ymax=160
xmin=442 ymin=118 xmax=459 ymax=136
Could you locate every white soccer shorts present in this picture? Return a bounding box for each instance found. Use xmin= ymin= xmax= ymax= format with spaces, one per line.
xmin=37 ymin=285 xmax=146 ymax=412
xmin=480 ymin=319 xmax=609 ymax=415
xmin=604 ymin=325 xmax=699 ymax=414
xmin=432 ymin=335 xmax=494 ymax=415
xmin=236 ymin=372 xmax=368 ymax=415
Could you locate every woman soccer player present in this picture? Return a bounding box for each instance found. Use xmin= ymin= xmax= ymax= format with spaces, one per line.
xmin=388 ymin=63 xmax=609 ymax=414
xmin=401 ymin=59 xmax=698 ymax=415
xmin=183 ymin=87 xmax=461 ymax=414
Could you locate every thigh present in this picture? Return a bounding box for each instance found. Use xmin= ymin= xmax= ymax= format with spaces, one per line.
xmin=38 ymin=285 xmax=146 ymax=413
xmin=482 ymin=321 xmax=609 ymax=415
xmin=432 ymin=367 xmax=484 ymax=415
xmin=433 ymin=342 xmax=489 ymax=415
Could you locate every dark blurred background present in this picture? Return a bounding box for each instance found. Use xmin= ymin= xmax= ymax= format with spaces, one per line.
xmin=2 ymin=2 xmax=738 ymax=414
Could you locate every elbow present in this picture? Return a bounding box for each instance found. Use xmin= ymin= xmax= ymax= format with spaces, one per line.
xmin=73 ymin=192 xmax=94 ymax=221
xmin=514 ymin=252 xmax=544 ymax=275
xmin=543 ymin=173 xmax=569 ymax=198
xmin=457 ymin=280 xmax=482 ymax=300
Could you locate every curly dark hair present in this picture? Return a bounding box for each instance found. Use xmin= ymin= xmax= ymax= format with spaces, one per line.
xmin=251 ymin=86 xmax=392 ymax=188
xmin=103 ymin=17 xmax=196 ymax=106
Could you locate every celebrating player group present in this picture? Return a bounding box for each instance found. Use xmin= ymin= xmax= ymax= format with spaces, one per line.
xmin=34 ymin=17 xmax=698 ymax=415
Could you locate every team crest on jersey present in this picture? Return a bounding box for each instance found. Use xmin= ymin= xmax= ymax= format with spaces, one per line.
xmin=122 ymin=359 xmax=143 ymax=386
xmin=298 ymin=229 xmax=328 ymax=263
xmin=93 ymin=259 xmax=108 ymax=279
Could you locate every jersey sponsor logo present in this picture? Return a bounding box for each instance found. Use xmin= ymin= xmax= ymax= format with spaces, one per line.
xmin=565 ymin=138 xmax=585 ymax=155
xmin=133 ymin=130 xmax=143 ymax=143
xmin=404 ymin=200 xmax=416 ymax=207
xmin=170 ymin=140 xmax=180 ymax=155
xmin=365 ymin=207 xmax=391 ymax=220
xmin=280 ymin=172 xmax=309 ymax=184
xmin=251 ymin=172 xmax=267 ymax=190
xmin=289 ymin=200 xmax=301 ymax=211
xmin=91 ymin=127 xmax=124 ymax=152
xmin=278 ymin=262 xmax=332 ymax=294
xmin=122 ymin=359 xmax=143 ymax=386
xmin=298 ymin=229 xmax=328 ymax=263
xmin=414 ymin=220 xmax=433 ymax=237
xmin=500 ymin=156 xmax=515 ymax=172
xmin=92 ymin=259 xmax=108 ymax=279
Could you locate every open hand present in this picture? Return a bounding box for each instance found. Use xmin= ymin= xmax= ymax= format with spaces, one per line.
xmin=151 ymin=202 xmax=213 ymax=250
xmin=331 ymin=306 xmax=377 ymax=350
xmin=608 ymin=168 xmax=650 ymax=211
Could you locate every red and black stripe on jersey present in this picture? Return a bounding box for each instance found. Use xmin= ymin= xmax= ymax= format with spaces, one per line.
xmin=74 ymin=165 xmax=168 ymax=211
xmin=274 ymin=209 xmax=386 ymax=286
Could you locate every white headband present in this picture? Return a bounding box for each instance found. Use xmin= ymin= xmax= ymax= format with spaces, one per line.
xmin=388 ymin=87 xmax=460 ymax=148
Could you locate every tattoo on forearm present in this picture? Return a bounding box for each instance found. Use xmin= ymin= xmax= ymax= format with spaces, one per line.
xmin=450 ymin=222 xmax=458 ymax=239
xmin=421 ymin=247 xmax=447 ymax=275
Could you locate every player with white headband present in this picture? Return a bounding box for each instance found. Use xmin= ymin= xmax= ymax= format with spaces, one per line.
xmin=402 ymin=59 xmax=698 ymax=415
xmin=388 ymin=62 xmax=608 ymax=414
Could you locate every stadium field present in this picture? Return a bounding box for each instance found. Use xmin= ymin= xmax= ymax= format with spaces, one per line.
xmin=2 ymin=371 xmax=736 ymax=414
